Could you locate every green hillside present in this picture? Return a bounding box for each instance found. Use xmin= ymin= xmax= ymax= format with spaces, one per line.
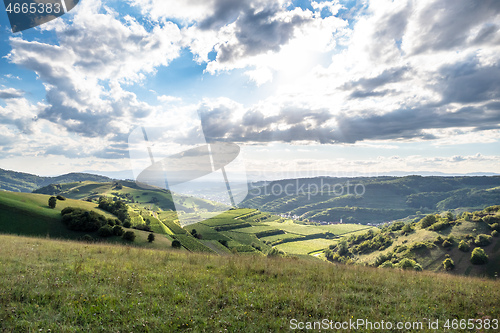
xmin=33 ymin=180 xmax=228 ymax=215
xmin=0 ymin=168 xmax=112 ymax=192
xmin=324 ymin=206 xmax=500 ymax=278
xmin=0 ymin=234 xmax=499 ymax=332
xmin=242 ymin=176 xmax=500 ymax=224
xmin=0 ymin=191 xmax=173 ymax=249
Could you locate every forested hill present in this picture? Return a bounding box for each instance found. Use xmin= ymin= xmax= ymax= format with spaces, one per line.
xmin=0 ymin=168 xmax=112 ymax=192
xmin=241 ymin=175 xmax=500 ymax=224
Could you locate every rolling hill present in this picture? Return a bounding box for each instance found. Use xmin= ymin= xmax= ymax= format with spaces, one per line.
xmin=242 ymin=175 xmax=500 ymax=224
xmin=0 ymin=168 xmax=112 ymax=192
xmin=0 ymin=191 xmax=174 ymax=249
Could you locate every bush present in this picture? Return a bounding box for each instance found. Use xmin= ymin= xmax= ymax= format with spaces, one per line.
xmin=458 ymin=240 xmax=470 ymax=252
xmin=113 ymin=225 xmax=124 ymax=236
xmin=397 ymin=258 xmax=418 ymax=270
xmin=470 ymin=248 xmax=489 ymax=265
xmin=172 ymin=239 xmax=182 ymax=248
xmin=123 ymin=221 xmax=132 ymax=228
xmin=56 ymin=195 xmax=66 ymax=201
xmin=428 ymin=220 xmax=450 ymax=231
xmin=62 ymin=208 xmax=107 ymax=232
xmin=474 ymin=234 xmax=493 ymax=247
xmin=379 ymin=261 xmax=394 ymax=268
xmin=492 ymin=230 xmax=499 ymax=237
xmin=218 ymin=239 xmax=228 ymax=248
xmin=148 ymin=233 xmax=155 ymax=243
xmin=442 ymin=240 xmax=453 ymax=248
xmin=433 ymin=236 xmax=444 ymax=245
xmin=419 ymin=215 xmax=437 ymax=228
xmin=122 ymin=231 xmax=136 ymax=242
xmin=442 ymin=258 xmax=454 ymax=271
xmin=401 ymin=224 xmax=414 ymax=235
xmin=133 ymin=224 xmax=152 ymax=232
xmin=80 ymin=234 xmax=94 ymax=242
xmin=97 ymin=225 xmax=114 ymax=238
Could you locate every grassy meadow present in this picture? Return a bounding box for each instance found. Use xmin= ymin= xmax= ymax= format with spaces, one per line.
xmin=0 ymin=234 xmax=499 ymax=332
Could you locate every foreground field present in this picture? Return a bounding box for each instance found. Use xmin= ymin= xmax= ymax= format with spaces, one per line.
xmin=1 ymin=235 xmax=499 ymax=332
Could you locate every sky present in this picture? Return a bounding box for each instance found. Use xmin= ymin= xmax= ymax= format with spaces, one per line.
xmin=0 ymin=0 xmax=499 ymax=180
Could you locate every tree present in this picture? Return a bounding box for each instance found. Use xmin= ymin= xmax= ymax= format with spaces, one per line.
xmin=147 ymin=233 xmax=155 ymax=243
xmin=172 ymin=239 xmax=181 ymax=248
xmin=48 ymin=196 xmax=57 ymax=209
xmin=442 ymin=258 xmax=454 ymax=271
xmin=470 ymin=248 xmax=488 ymax=265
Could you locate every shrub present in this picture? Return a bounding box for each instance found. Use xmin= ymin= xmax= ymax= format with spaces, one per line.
xmin=122 ymin=231 xmax=136 ymax=242
xmin=442 ymin=258 xmax=454 ymax=271
xmin=172 ymin=239 xmax=182 ymax=248
xmin=374 ymin=253 xmax=393 ymax=267
xmin=80 ymin=234 xmax=94 ymax=243
xmin=470 ymin=248 xmax=488 ymax=265
xmin=401 ymin=224 xmax=414 ymax=235
xmin=428 ymin=220 xmax=450 ymax=231
xmin=413 ymin=263 xmax=423 ymax=271
xmin=113 ymin=225 xmax=124 ymax=236
xmin=433 ymin=236 xmax=444 ymax=245
xmin=97 ymin=225 xmax=114 ymax=238
xmin=148 ymin=233 xmax=155 ymax=243
xmin=474 ymin=234 xmax=493 ymax=247
xmin=56 ymin=195 xmax=66 ymax=201
xmin=442 ymin=240 xmax=453 ymax=248
xmin=133 ymin=224 xmax=152 ymax=232
xmin=267 ymin=248 xmax=285 ymax=257
xmin=492 ymin=230 xmax=499 ymax=237
xmin=489 ymin=223 xmax=500 ymax=232
xmin=218 ymin=239 xmax=228 ymax=247
xmin=379 ymin=261 xmax=394 ymax=268
xmin=458 ymin=240 xmax=470 ymax=252
xmin=419 ymin=215 xmax=437 ymax=228
xmin=123 ymin=221 xmax=132 ymax=228
xmin=397 ymin=258 xmax=418 ymax=270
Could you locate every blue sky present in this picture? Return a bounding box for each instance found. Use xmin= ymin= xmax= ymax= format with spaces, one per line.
xmin=0 ymin=0 xmax=499 ymax=178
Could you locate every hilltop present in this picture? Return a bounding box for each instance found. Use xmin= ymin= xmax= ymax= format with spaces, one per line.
xmin=0 ymin=234 xmax=498 ymax=331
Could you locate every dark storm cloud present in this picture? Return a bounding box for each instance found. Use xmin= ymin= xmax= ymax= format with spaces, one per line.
xmin=411 ymin=0 xmax=500 ymax=54
xmin=436 ymin=60 xmax=500 ymax=105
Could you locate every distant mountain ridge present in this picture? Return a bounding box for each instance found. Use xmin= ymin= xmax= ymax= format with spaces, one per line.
xmin=0 ymin=168 xmax=113 ymax=193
